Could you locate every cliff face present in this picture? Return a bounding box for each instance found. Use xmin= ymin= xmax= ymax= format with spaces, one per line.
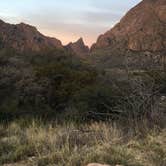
xmin=91 ymin=0 xmax=166 ymax=52
xmin=0 ymin=20 xmax=63 ymax=52
xmin=66 ymin=38 xmax=89 ymax=58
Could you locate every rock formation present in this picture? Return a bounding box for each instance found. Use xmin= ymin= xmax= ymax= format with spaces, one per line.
xmin=91 ymin=0 xmax=166 ymax=52
xmin=65 ymin=38 xmax=89 ymax=58
xmin=87 ymin=164 xmax=123 ymax=166
xmin=0 ymin=19 xmax=63 ymax=52
xmin=87 ymin=164 xmax=110 ymax=166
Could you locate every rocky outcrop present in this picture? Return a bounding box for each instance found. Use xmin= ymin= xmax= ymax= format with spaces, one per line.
xmin=91 ymin=0 xmax=166 ymax=52
xmin=65 ymin=38 xmax=89 ymax=58
xmin=87 ymin=164 xmax=111 ymax=166
xmin=87 ymin=164 xmax=123 ymax=166
xmin=0 ymin=20 xmax=63 ymax=52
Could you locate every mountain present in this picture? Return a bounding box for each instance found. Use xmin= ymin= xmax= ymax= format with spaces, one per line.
xmin=0 ymin=20 xmax=63 ymax=52
xmin=65 ymin=38 xmax=89 ymax=58
xmin=92 ymin=0 xmax=166 ymax=52
xmin=90 ymin=0 xmax=166 ymax=70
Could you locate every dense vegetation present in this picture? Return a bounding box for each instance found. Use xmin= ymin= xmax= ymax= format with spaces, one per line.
xmin=0 ymin=48 xmax=166 ymax=124
xmin=0 ymin=48 xmax=97 ymax=121
xmin=0 ymin=48 xmax=166 ymax=165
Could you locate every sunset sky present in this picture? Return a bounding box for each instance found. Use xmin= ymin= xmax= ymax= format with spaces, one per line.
xmin=0 ymin=0 xmax=142 ymax=46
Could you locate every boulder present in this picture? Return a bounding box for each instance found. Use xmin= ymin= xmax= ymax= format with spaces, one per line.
xmin=87 ymin=164 xmax=111 ymax=166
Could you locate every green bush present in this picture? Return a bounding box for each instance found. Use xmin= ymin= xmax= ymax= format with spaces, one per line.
xmin=70 ymin=84 xmax=123 ymax=122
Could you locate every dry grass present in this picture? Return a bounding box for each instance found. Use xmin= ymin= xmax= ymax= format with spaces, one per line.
xmin=0 ymin=120 xmax=166 ymax=166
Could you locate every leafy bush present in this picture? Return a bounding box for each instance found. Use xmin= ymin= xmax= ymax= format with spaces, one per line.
xmin=33 ymin=62 xmax=97 ymax=111
xmin=72 ymin=85 xmax=122 ymax=122
xmin=0 ymin=47 xmax=165 ymax=124
xmin=0 ymin=49 xmax=98 ymax=120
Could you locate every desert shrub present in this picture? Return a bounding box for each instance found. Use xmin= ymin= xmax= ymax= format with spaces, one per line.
xmin=145 ymin=70 xmax=166 ymax=93
xmin=70 ymin=83 xmax=128 ymax=122
xmin=0 ymin=35 xmax=3 ymax=49
xmin=0 ymin=49 xmax=99 ymax=120
xmin=0 ymin=47 xmax=165 ymax=124
xmin=33 ymin=60 xmax=97 ymax=110
xmin=68 ymin=73 xmax=166 ymax=125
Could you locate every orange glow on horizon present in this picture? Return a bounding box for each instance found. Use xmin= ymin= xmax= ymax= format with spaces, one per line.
xmin=39 ymin=28 xmax=96 ymax=47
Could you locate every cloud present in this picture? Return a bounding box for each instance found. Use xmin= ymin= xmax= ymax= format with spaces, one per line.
xmin=83 ymin=10 xmax=121 ymax=27
xmin=14 ymin=8 xmax=113 ymax=46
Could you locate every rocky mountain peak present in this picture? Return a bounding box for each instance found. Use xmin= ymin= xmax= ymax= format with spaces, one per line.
xmin=66 ymin=38 xmax=89 ymax=58
xmin=91 ymin=0 xmax=166 ymax=52
xmin=17 ymin=22 xmax=37 ymax=31
xmin=0 ymin=20 xmax=63 ymax=52
xmin=0 ymin=19 xmax=4 ymax=24
xmin=76 ymin=37 xmax=84 ymax=44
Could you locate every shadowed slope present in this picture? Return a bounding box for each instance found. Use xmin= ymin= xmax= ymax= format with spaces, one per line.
xmin=0 ymin=20 xmax=63 ymax=52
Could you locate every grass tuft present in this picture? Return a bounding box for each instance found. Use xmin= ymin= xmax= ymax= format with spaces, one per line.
xmin=0 ymin=120 xmax=165 ymax=166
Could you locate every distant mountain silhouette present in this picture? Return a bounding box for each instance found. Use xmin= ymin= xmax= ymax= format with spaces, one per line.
xmin=0 ymin=20 xmax=62 ymax=52
xmin=65 ymin=38 xmax=89 ymax=58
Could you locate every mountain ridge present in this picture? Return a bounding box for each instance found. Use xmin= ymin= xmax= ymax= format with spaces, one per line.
xmin=0 ymin=0 xmax=165 ymax=58
xmin=0 ymin=19 xmax=63 ymax=52
xmin=91 ymin=0 xmax=166 ymax=52
xmin=65 ymin=38 xmax=89 ymax=58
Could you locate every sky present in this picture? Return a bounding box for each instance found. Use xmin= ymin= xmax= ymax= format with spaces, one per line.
xmin=0 ymin=0 xmax=142 ymax=46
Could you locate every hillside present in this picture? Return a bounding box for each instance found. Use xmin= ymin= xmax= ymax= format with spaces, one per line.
xmin=91 ymin=0 xmax=166 ymax=70
xmin=0 ymin=1 xmax=166 ymax=165
xmin=0 ymin=20 xmax=62 ymax=52
xmin=92 ymin=0 xmax=166 ymax=52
